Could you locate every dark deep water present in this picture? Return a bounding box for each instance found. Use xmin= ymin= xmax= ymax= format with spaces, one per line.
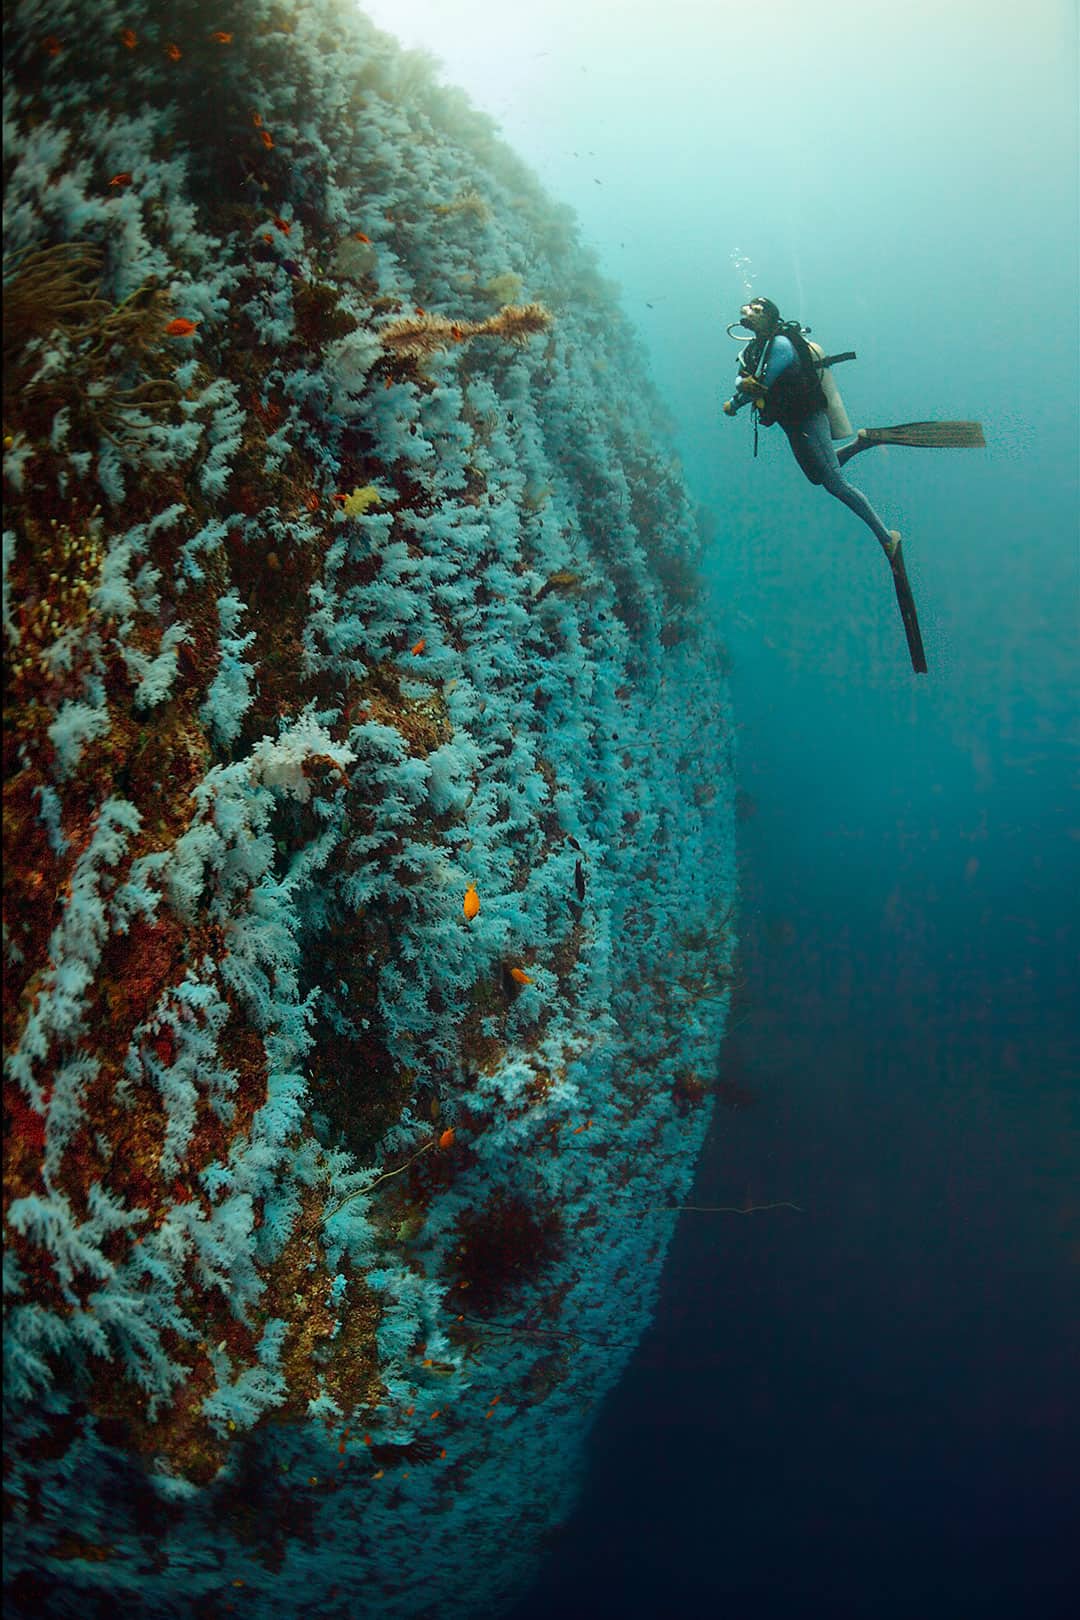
xmin=510 ymin=652 xmax=1078 ymax=1619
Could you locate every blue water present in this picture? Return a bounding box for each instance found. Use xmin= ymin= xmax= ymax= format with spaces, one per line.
xmin=416 ymin=1 xmax=1080 ymax=1613
xmin=510 ymin=656 xmax=1078 ymax=1616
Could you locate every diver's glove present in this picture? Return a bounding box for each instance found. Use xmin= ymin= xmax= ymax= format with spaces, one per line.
xmin=722 ymin=399 xmax=736 ymax=416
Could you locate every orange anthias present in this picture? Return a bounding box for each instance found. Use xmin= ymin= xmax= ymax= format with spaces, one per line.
xmin=509 ymin=967 xmax=534 ymax=985
xmin=463 ymin=883 xmax=479 ymax=921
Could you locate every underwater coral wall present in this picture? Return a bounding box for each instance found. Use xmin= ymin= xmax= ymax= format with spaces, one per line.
xmin=3 ymin=3 xmax=737 ymax=1616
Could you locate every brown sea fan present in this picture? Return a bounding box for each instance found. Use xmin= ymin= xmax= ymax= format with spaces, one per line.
xmin=2 ymin=242 xmax=109 ymax=366
xmin=378 ymin=301 xmax=552 ymax=361
xmin=479 ymin=302 xmax=552 ymax=345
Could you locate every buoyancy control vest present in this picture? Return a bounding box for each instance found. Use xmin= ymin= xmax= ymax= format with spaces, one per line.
xmin=739 ymin=322 xmax=829 ymax=429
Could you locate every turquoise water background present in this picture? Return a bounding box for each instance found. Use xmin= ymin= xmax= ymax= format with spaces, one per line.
xmin=363 ymin=1 xmax=1079 ymax=1613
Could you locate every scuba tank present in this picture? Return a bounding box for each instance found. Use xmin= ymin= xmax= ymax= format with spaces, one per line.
xmin=805 ymin=340 xmax=853 ymax=440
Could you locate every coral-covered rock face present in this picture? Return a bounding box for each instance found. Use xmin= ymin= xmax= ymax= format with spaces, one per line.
xmin=2 ymin=2 xmax=737 ymax=1615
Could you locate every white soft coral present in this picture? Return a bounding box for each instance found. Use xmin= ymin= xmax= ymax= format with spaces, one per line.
xmin=248 ymin=705 xmax=355 ymax=802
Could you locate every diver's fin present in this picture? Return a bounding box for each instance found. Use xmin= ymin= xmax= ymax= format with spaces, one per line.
xmin=886 ymin=537 xmax=928 ymax=674
xmin=858 ymin=420 xmax=985 ymax=449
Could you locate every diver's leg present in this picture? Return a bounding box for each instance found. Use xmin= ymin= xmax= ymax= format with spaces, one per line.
xmin=803 ymin=414 xmax=899 ymax=556
xmin=836 ymin=430 xmax=875 ymax=467
xmin=783 ymin=424 xmax=824 ymax=485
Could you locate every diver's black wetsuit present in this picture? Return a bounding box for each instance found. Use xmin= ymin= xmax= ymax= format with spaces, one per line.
xmin=729 ymin=334 xmax=897 ymax=551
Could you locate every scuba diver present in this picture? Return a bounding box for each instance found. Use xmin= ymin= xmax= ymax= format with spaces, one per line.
xmin=722 ymin=295 xmax=985 ymax=673
xmin=722 ymin=295 xmax=901 ymax=559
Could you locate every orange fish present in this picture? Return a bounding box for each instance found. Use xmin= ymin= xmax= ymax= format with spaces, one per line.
xmin=273 ymin=215 xmax=291 ymax=234
xmin=119 ymin=29 xmax=137 ymax=49
xmin=252 ymin=112 xmax=263 ymax=127
xmin=260 ymin=130 xmax=274 ymax=149
xmin=43 ymin=35 xmax=63 ymax=56
xmin=305 ymin=492 xmax=320 ymax=512
xmin=439 ymin=1448 xmax=447 ymax=1459
xmin=164 ymin=42 xmax=181 ymax=61
xmin=165 ymin=317 xmax=198 ymax=336
xmin=463 ymin=883 xmax=479 ymax=921
xmin=414 ymin=306 xmax=426 ymax=315
xmin=353 ymin=231 xmax=371 ymax=243
xmin=210 ymin=31 xmax=233 ymax=44
xmin=108 ymin=172 xmax=132 ymax=188
xmin=372 ymin=1469 xmax=384 ymax=1480
xmin=410 ymin=637 xmax=425 ymax=656
xmin=509 ymin=967 xmax=534 ymax=985
xmin=571 ymin=1119 xmax=593 ymax=1134
xmin=261 ymin=232 xmax=274 ymax=243
xmin=438 ymin=1127 xmax=455 ymax=1150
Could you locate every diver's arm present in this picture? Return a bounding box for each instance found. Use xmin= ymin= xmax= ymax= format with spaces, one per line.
xmin=758 ymin=335 xmax=797 ymax=386
xmin=724 ymin=335 xmax=798 ymax=415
